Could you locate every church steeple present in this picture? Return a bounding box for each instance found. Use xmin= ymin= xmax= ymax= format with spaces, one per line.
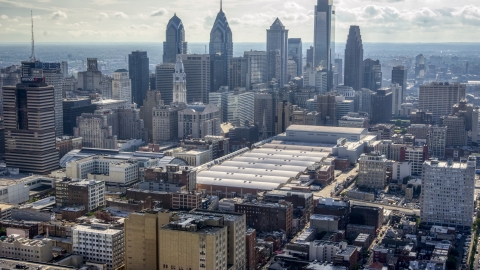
xmin=173 ymin=55 xmax=187 ymax=104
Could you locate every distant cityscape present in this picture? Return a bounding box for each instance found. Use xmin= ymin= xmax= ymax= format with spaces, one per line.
xmin=1 ymin=0 xmax=480 ymax=270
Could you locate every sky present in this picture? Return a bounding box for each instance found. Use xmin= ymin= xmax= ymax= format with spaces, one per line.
xmin=0 ymin=0 xmax=479 ymax=43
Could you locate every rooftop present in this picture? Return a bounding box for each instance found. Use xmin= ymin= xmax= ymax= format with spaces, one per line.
xmin=73 ymin=223 xmax=123 ymax=235
xmin=286 ymin=125 xmax=366 ymax=135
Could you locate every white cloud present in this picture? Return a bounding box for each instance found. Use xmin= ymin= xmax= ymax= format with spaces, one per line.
xmin=113 ymin=12 xmax=128 ymax=19
xmin=0 ymin=15 xmax=8 ymax=20
xmin=51 ymin=11 xmax=67 ymax=20
xmin=151 ymin=8 xmax=168 ymax=17
xmin=96 ymin=12 xmax=109 ymax=21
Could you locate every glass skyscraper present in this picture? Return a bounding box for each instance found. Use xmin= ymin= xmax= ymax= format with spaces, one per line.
xmin=163 ymin=14 xmax=187 ymax=64
xmin=314 ymin=0 xmax=335 ymax=90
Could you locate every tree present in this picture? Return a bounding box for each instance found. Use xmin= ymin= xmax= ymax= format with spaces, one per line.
xmin=0 ymin=227 xmax=6 ymax=237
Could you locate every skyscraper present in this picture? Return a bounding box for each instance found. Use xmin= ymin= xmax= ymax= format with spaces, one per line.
xmin=128 ymin=50 xmax=149 ymax=106
xmin=419 ymin=82 xmax=466 ymax=124
xmin=209 ymin=2 xmax=233 ymax=92
xmin=344 ymin=26 xmax=363 ymax=91
xmin=363 ymin=58 xmax=382 ymax=91
xmin=288 ymin=38 xmax=302 ymax=77
xmin=112 ymin=69 xmax=131 ymax=104
xmin=244 ymin=51 xmax=267 ymax=90
xmin=155 ymin=63 xmax=175 ymax=104
xmin=140 ymin=90 xmax=163 ymax=142
xmin=267 ymin=18 xmax=288 ymax=86
xmin=415 ymin=54 xmax=426 ymax=82
xmin=391 ymin=65 xmax=407 ymax=101
xmin=163 ymin=14 xmax=187 ymax=63
xmin=180 ymin=54 xmax=211 ymax=104
xmin=172 ymin=55 xmax=187 ymax=104
xmin=2 ymin=76 xmax=59 ymax=173
xmin=314 ymin=0 xmax=335 ymax=89
xmin=370 ymin=88 xmax=392 ymax=124
xmin=229 ymin=56 xmax=247 ymax=90
xmin=334 ymin=58 xmax=343 ymax=85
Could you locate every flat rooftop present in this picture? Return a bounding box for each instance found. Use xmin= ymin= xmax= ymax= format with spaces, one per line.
xmin=286 ymin=125 xmax=366 ymax=134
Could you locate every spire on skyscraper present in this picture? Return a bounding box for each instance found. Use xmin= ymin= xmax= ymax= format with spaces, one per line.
xmin=220 ymin=0 xmax=222 ymax=11
xmin=30 ymin=10 xmax=36 ymax=62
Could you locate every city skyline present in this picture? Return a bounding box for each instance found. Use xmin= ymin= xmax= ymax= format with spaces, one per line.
xmin=0 ymin=0 xmax=479 ymax=43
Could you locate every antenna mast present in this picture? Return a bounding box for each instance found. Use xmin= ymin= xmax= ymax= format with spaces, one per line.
xmin=30 ymin=10 xmax=36 ymax=62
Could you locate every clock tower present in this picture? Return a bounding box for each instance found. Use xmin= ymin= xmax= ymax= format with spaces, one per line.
xmin=172 ymin=55 xmax=187 ymax=104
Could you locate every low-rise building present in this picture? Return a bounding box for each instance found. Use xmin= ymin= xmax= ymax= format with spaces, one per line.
xmin=357 ymin=153 xmax=388 ymax=189
xmin=0 ymin=234 xmax=53 ymax=262
xmin=310 ymin=214 xmax=340 ymax=232
xmin=0 ymin=175 xmax=55 ymax=204
xmin=72 ymin=223 xmax=124 ymax=270
xmin=0 ymin=203 xmax=14 ymax=219
xmin=166 ymin=147 xmax=211 ymax=166
xmin=59 ymin=178 xmax=105 ymax=212
xmin=308 ymin=241 xmax=359 ymax=270
xmin=66 ymin=156 xmax=139 ymax=185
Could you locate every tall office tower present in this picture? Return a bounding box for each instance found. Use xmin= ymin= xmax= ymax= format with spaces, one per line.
xmin=306 ymin=46 xmax=314 ymax=67
xmin=419 ymin=82 xmax=466 ymax=124
xmin=267 ymin=18 xmax=288 ymax=86
xmin=179 ymin=54 xmax=210 ymax=104
xmin=117 ymin=108 xmax=148 ymax=141
xmin=254 ymin=92 xmax=274 ymax=137
xmin=77 ymin=58 xmax=103 ymax=92
xmin=357 ymin=153 xmax=388 ymax=189
xmin=178 ymin=103 xmax=221 ymax=139
xmin=415 ymin=54 xmax=426 ymax=82
xmin=209 ymin=91 xmax=231 ymax=122
xmin=275 ymin=100 xmax=292 ymax=135
xmin=390 ymin=83 xmax=402 ymax=116
xmin=60 ymin=61 xmax=68 ymax=78
xmin=112 ymin=69 xmax=132 ymax=104
xmin=357 ymin=88 xmax=374 ymax=115
xmin=140 ymin=91 xmax=163 ymax=142
xmin=100 ymin=75 xmax=113 ymax=99
xmin=152 ymin=103 xmax=184 ymax=142
xmin=440 ymin=115 xmax=466 ymax=147
xmin=317 ymin=93 xmax=337 ymax=126
xmin=314 ymin=0 xmax=335 ymax=90
xmin=244 ymin=51 xmax=267 ymax=89
xmin=227 ymin=92 xmax=254 ymax=126
xmin=155 ymin=63 xmax=175 ymax=104
xmin=63 ymin=98 xmax=96 ymax=136
xmin=149 ymin=73 xmax=156 ymax=90
xmin=370 ymin=88 xmax=392 ymax=124
xmin=472 ymin=108 xmax=480 ymax=144
xmin=2 ymin=77 xmax=59 ymax=173
xmin=391 ymin=65 xmax=407 ymax=101
xmin=363 ymin=58 xmax=382 ymax=91
xmin=344 ymin=26 xmax=363 ymax=91
xmin=74 ymin=113 xmax=117 ymax=149
xmin=163 ymin=14 xmax=187 ymax=63
xmin=229 ymin=57 xmax=247 ymax=90
xmin=304 ymin=67 xmax=328 ymax=94
xmin=209 ymin=2 xmax=233 ymax=92
xmin=421 ymin=157 xmax=476 ymax=228
xmin=21 ymin=62 xmax=64 ymax=136
xmin=128 ymin=51 xmax=149 ymax=106
xmin=335 ymin=97 xmax=354 ymax=124
xmin=428 ymin=126 xmax=447 ymax=158
xmin=172 ymin=55 xmax=187 ymax=104
xmin=288 ymin=38 xmax=302 ymax=77
xmin=333 ymin=58 xmax=343 ymax=86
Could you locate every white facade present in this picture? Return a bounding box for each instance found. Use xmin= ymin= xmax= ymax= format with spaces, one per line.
xmin=0 ymin=176 xmax=55 ymax=204
xmin=112 ymin=69 xmax=132 ymax=104
xmin=73 ymin=224 xmax=124 ymax=270
xmin=227 ymin=92 xmax=255 ymax=126
xmin=420 ymin=157 xmax=476 ymax=228
xmin=390 ymin=83 xmax=403 ymax=115
xmin=304 ymin=66 xmax=327 ymax=94
xmin=392 ymin=162 xmax=412 ymax=181
xmin=173 ymin=55 xmax=187 ymax=104
xmin=68 ymin=179 xmax=106 ymax=211
xmin=66 ymin=156 xmax=139 ymax=185
xmin=167 ymin=148 xmax=212 ymax=167
xmin=178 ymin=103 xmax=221 ymax=139
xmin=308 ymin=241 xmax=350 ymax=262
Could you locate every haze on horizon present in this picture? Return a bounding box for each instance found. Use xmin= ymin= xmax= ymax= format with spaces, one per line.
xmin=0 ymin=0 xmax=479 ymax=44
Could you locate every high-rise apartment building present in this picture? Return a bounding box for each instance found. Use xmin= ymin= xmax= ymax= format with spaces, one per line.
xmin=420 ymin=157 xmax=476 ymax=228
xmin=363 ymin=58 xmax=381 ymax=91
xmin=2 ymin=77 xmax=59 ymax=174
xmin=391 ymin=66 xmax=407 ymax=101
xmin=288 ymin=38 xmax=302 ymax=77
xmin=180 ymin=54 xmax=211 ymax=104
xmin=156 ymin=63 xmax=175 ymax=104
xmin=314 ymin=0 xmax=335 ymax=89
xmin=428 ymin=126 xmax=447 ymax=161
xmin=267 ymin=18 xmax=288 ymax=86
xmin=357 ymin=153 xmax=388 ymax=189
xmin=163 ymin=14 xmax=187 ymax=63
xmin=245 ymin=51 xmax=267 ymax=90
xmin=128 ymin=50 xmax=149 ymax=106
xmin=209 ymin=3 xmax=233 ymax=92
xmin=112 ymin=69 xmax=132 ymax=104
xmin=370 ymin=88 xmax=392 ymax=125
xmin=344 ymin=26 xmax=363 ymax=91
xmin=178 ymin=103 xmax=220 ymax=139
xmin=419 ymin=82 xmax=466 ymax=124
xmin=172 ymin=55 xmax=187 ymax=104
